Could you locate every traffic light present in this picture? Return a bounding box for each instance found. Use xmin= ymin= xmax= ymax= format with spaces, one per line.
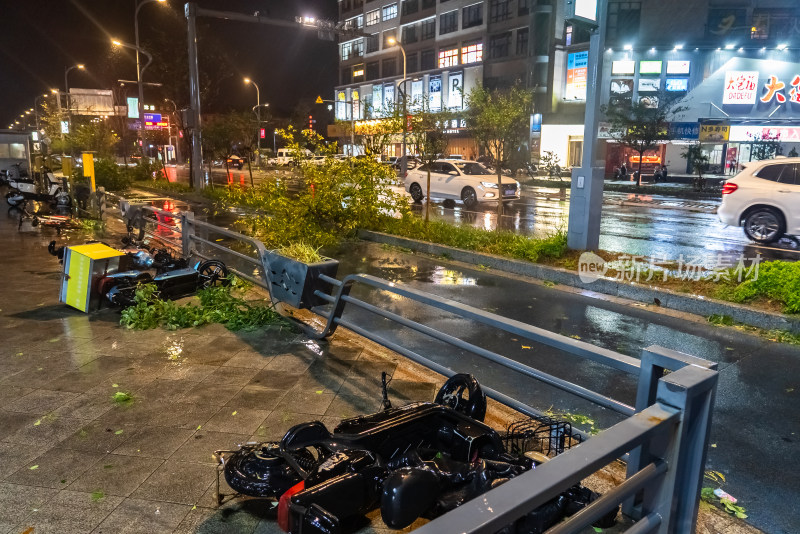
xmin=260 ymin=128 xmax=266 ymax=139
xmin=308 ymin=115 xmax=313 ymax=130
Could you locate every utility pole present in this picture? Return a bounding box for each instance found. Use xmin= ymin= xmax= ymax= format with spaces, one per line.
xmin=566 ymin=0 xmax=609 ymax=250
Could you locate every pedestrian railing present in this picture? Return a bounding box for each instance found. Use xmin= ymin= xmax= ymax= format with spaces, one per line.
xmin=114 ymin=198 xmax=718 ymax=533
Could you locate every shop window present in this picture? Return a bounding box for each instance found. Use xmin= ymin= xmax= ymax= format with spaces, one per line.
xmin=366 ymin=9 xmax=380 ymax=26
xmin=568 ymin=137 xmax=583 ymax=168
xmin=383 ymin=57 xmax=397 ymax=77
xmin=438 ymin=47 xmax=459 ymax=67
xmin=440 ymin=10 xmax=458 ymax=34
xmin=516 ymin=28 xmax=529 ymax=55
xmin=606 ymin=1 xmax=641 ymax=43
xmin=366 ymin=33 xmax=379 ymax=53
xmin=489 ymin=0 xmax=512 ymax=23
xmin=421 ymin=18 xmax=436 ymax=39
xmin=383 ymin=3 xmax=398 ymax=21
xmin=366 ymin=61 xmax=380 ymax=80
xmin=462 ymin=3 xmax=483 ymax=29
xmin=461 ymin=40 xmax=483 ymax=64
xmin=402 ymin=0 xmax=419 ymax=16
xmin=421 ymin=48 xmax=436 ymax=70
xmin=489 ymin=32 xmax=511 ymax=59
xmin=406 ymin=52 xmax=418 ymax=72
xmin=403 ymin=24 xmax=418 ymax=43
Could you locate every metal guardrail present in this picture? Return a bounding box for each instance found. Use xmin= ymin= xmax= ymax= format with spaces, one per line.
xmin=114 ymin=199 xmax=719 ymax=533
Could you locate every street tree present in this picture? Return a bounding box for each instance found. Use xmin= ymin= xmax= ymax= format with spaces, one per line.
xmin=602 ymin=94 xmax=686 ymax=186
xmin=356 ymin=101 xmax=404 ymax=159
xmin=202 ymin=112 xmax=255 ymax=184
xmin=465 ymin=83 xmax=533 ymax=215
xmin=750 ymin=133 xmax=783 ymax=161
xmin=407 ymin=101 xmax=454 ymax=223
xmin=681 ymin=142 xmax=710 ymax=191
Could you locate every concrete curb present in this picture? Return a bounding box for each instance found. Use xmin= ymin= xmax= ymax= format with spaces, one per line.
xmin=358 ymin=229 xmax=800 ymax=334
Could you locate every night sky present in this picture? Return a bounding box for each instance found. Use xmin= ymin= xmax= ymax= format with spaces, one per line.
xmin=0 ymin=0 xmax=338 ymax=127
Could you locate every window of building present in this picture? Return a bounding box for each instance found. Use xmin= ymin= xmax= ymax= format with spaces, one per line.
xmin=422 ymin=0 xmax=435 ymax=8
xmin=403 ymin=24 xmax=418 ymax=43
xmin=750 ymin=14 xmax=769 ymax=39
xmin=518 ymin=0 xmax=531 ymax=16
xmin=382 ymin=3 xmax=398 ymax=21
xmin=462 ymin=3 xmax=483 ymax=28
xmin=366 ymin=61 xmax=380 ymax=80
xmin=366 ymin=9 xmax=380 ymax=26
xmin=421 ymin=18 xmax=436 ymax=40
xmin=344 ymin=15 xmax=364 ymax=29
xmin=440 ymin=10 xmax=458 ymax=34
xmin=489 ymin=0 xmax=512 ymax=23
xmin=488 ymin=32 xmax=511 ymax=58
xmin=405 ymin=52 xmax=418 ymax=72
xmin=421 ymin=48 xmax=436 ymax=70
xmin=353 ymin=39 xmax=364 ymax=57
xmin=383 ymin=57 xmax=397 ymax=77
xmin=341 ymin=67 xmax=352 ymax=85
xmin=353 ymin=64 xmax=365 ymax=81
xmin=341 ymin=42 xmax=352 ymax=60
xmin=438 ymin=47 xmax=459 ymax=68
xmin=383 ymin=30 xmax=397 ymax=48
xmin=403 ymin=0 xmax=418 ymax=15
xmin=461 ymin=40 xmax=483 ymax=63
xmin=516 ymin=28 xmax=529 ymax=55
xmin=366 ymin=33 xmax=379 ymax=53
xmin=606 ymin=2 xmax=641 ymax=43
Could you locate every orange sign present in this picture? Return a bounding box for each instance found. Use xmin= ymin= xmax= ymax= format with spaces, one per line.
xmin=628 ymin=155 xmax=662 ymax=164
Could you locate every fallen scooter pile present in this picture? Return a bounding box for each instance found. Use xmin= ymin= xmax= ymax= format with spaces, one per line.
xmin=216 ymin=373 xmax=617 ymax=534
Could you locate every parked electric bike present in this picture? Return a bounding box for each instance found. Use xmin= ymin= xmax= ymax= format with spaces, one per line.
xmin=6 ymin=165 xmax=71 ymax=207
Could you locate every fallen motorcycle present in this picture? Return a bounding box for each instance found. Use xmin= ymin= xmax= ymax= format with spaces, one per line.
xmin=5 ymin=164 xmax=71 ymax=207
xmin=217 ymin=374 xmax=617 ymax=534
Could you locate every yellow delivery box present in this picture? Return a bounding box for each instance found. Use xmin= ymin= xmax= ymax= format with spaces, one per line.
xmin=59 ymin=243 xmax=126 ymax=312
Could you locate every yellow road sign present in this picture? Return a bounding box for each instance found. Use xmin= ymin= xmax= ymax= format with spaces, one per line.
xmin=315 ymin=96 xmax=324 ymax=104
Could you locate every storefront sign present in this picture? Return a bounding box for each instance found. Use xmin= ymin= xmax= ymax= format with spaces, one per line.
xmin=699 ymin=123 xmax=730 ymax=142
xmin=639 ymin=61 xmax=662 ymax=75
xmin=372 ymin=86 xmax=382 ymax=113
xmin=448 ymin=72 xmax=463 ymax=109
xmin=729 ymin=125 xmax=800 ymax=142
xmin=574 ymin=0 xmax=597 ymax=22
xmin=566 ymin=51 xmax=589 ymax=101
xmin=126 ymin=97 xmax=139 ymax=119
xmin=383 ymin=84 xmax=394 ymax=110
xmin=665 ymin=78 xmax=689 ymax=92
xmin=722 ymin=71 xmax=759 ymax=104
xmin=610 ymin=79 xmax=633 ymax=105
xmin=411 ymin=80 xmax=423 ymax=110
xmin=611 ymin=60 xmax=635 ymax=75
xmin=759 ymin=74 xmax=800 ymax=104
xmin=638 ymin=78 xmax=660 ymax=92
xmin=667 ymin=60 xmax=691 ymax=75
xmin=669 ymin=122 xmax=700 ymax=140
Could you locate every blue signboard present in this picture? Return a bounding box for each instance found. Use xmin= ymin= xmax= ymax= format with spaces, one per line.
xmin=144 ymin=113 xmax=162 ymax=123
xmin=666 ymin=78 xmax=689 ymax=92
xmin=669 ymin=122 xmax=700 ymax=140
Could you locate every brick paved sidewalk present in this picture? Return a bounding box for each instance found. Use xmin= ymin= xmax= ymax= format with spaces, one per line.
xmin=0 ymin=211 xmax=438 ymax=534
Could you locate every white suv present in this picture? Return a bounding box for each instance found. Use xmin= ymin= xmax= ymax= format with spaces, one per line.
xmin=718 ymin=157 xmax=800 ymax=243
xmin=404 ymin=160 xmax=520 ymax=209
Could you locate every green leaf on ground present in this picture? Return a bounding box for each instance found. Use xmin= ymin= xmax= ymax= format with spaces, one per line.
xmin=315 ymin=390 xmax=323 ymax=394
xmin=91 ymin=490 xmax=104 ymax=501
xmin=231 ymin=411 xmax=237 ymax=416
xmin=196 ymin=425 xmax=202 ymax=430
xmin=593 ymin=528 xmax=604 ymax=533
xmin=29 ymin=465 xmax=39 ymax=470
xmin=33 ymin=420 xmax=41 ymax=426
xmin=112 ymin=384 xmax=119 ymax=388
xmin=112 ymin=391 xmax=132 ymax=403
xmin=114 ymin=429 xmax=124 ymax=435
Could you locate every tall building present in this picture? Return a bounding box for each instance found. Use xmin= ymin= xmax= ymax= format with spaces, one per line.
xmin=334 ymin=0 xmax=557 ymax=158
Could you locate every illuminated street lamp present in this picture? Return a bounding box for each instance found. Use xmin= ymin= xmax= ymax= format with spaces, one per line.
xmin=244 ymin=77 xmax=262 ymax=165
xmin=133 ymin=0 xmax=166 ymax=155
xmin=112 ymin=38 xmax=153 ymax=155
xmin=387 ymin=36 xmax=408 ymax=177
xmin=64 ymin=63 xmax=85 ymax=142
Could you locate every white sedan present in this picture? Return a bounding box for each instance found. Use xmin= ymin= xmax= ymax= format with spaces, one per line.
xmin=404 ymin=160 xmax=520 ymax=209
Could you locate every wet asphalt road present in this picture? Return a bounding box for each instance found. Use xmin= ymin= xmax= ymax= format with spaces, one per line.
xmin=322 ymin=240 xmax=799 ymax=534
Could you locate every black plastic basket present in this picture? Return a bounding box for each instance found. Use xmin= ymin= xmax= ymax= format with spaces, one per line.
xmin=502 ymin=415 xmax=583 ymax=457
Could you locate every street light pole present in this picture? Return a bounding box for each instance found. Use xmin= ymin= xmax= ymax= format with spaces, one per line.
xmin=135 ymin=0 xmax=165 ymax=157
xmin=244 ymin=78 xmax=261 ymax=165
xmin=64 ymin=64 xmax=85 ymax=143
xmin=388 ymin=37 xmax=407 ymax=175
xmin=113 ymin=39 xmax=153 ymax=157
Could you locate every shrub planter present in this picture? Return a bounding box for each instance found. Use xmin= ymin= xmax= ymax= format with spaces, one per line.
xmin=263 ymin=250 xmax=339 ymax=309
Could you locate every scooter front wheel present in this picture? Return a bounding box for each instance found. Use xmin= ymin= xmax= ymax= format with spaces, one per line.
xmin=6 ymin=191 xmax=23 ymax=207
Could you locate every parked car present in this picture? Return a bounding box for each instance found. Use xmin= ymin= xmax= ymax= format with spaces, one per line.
xmin=404 ymin=159 xmax=520 ymax=209
xmin=718 ymin=157 xmax=800 ymax=244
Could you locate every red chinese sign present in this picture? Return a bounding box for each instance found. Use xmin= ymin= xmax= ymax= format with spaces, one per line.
xmin=760 ymin=74 xmax=800 ymax=104
xmin=723 ymin=71 xmax=759 ymax=104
